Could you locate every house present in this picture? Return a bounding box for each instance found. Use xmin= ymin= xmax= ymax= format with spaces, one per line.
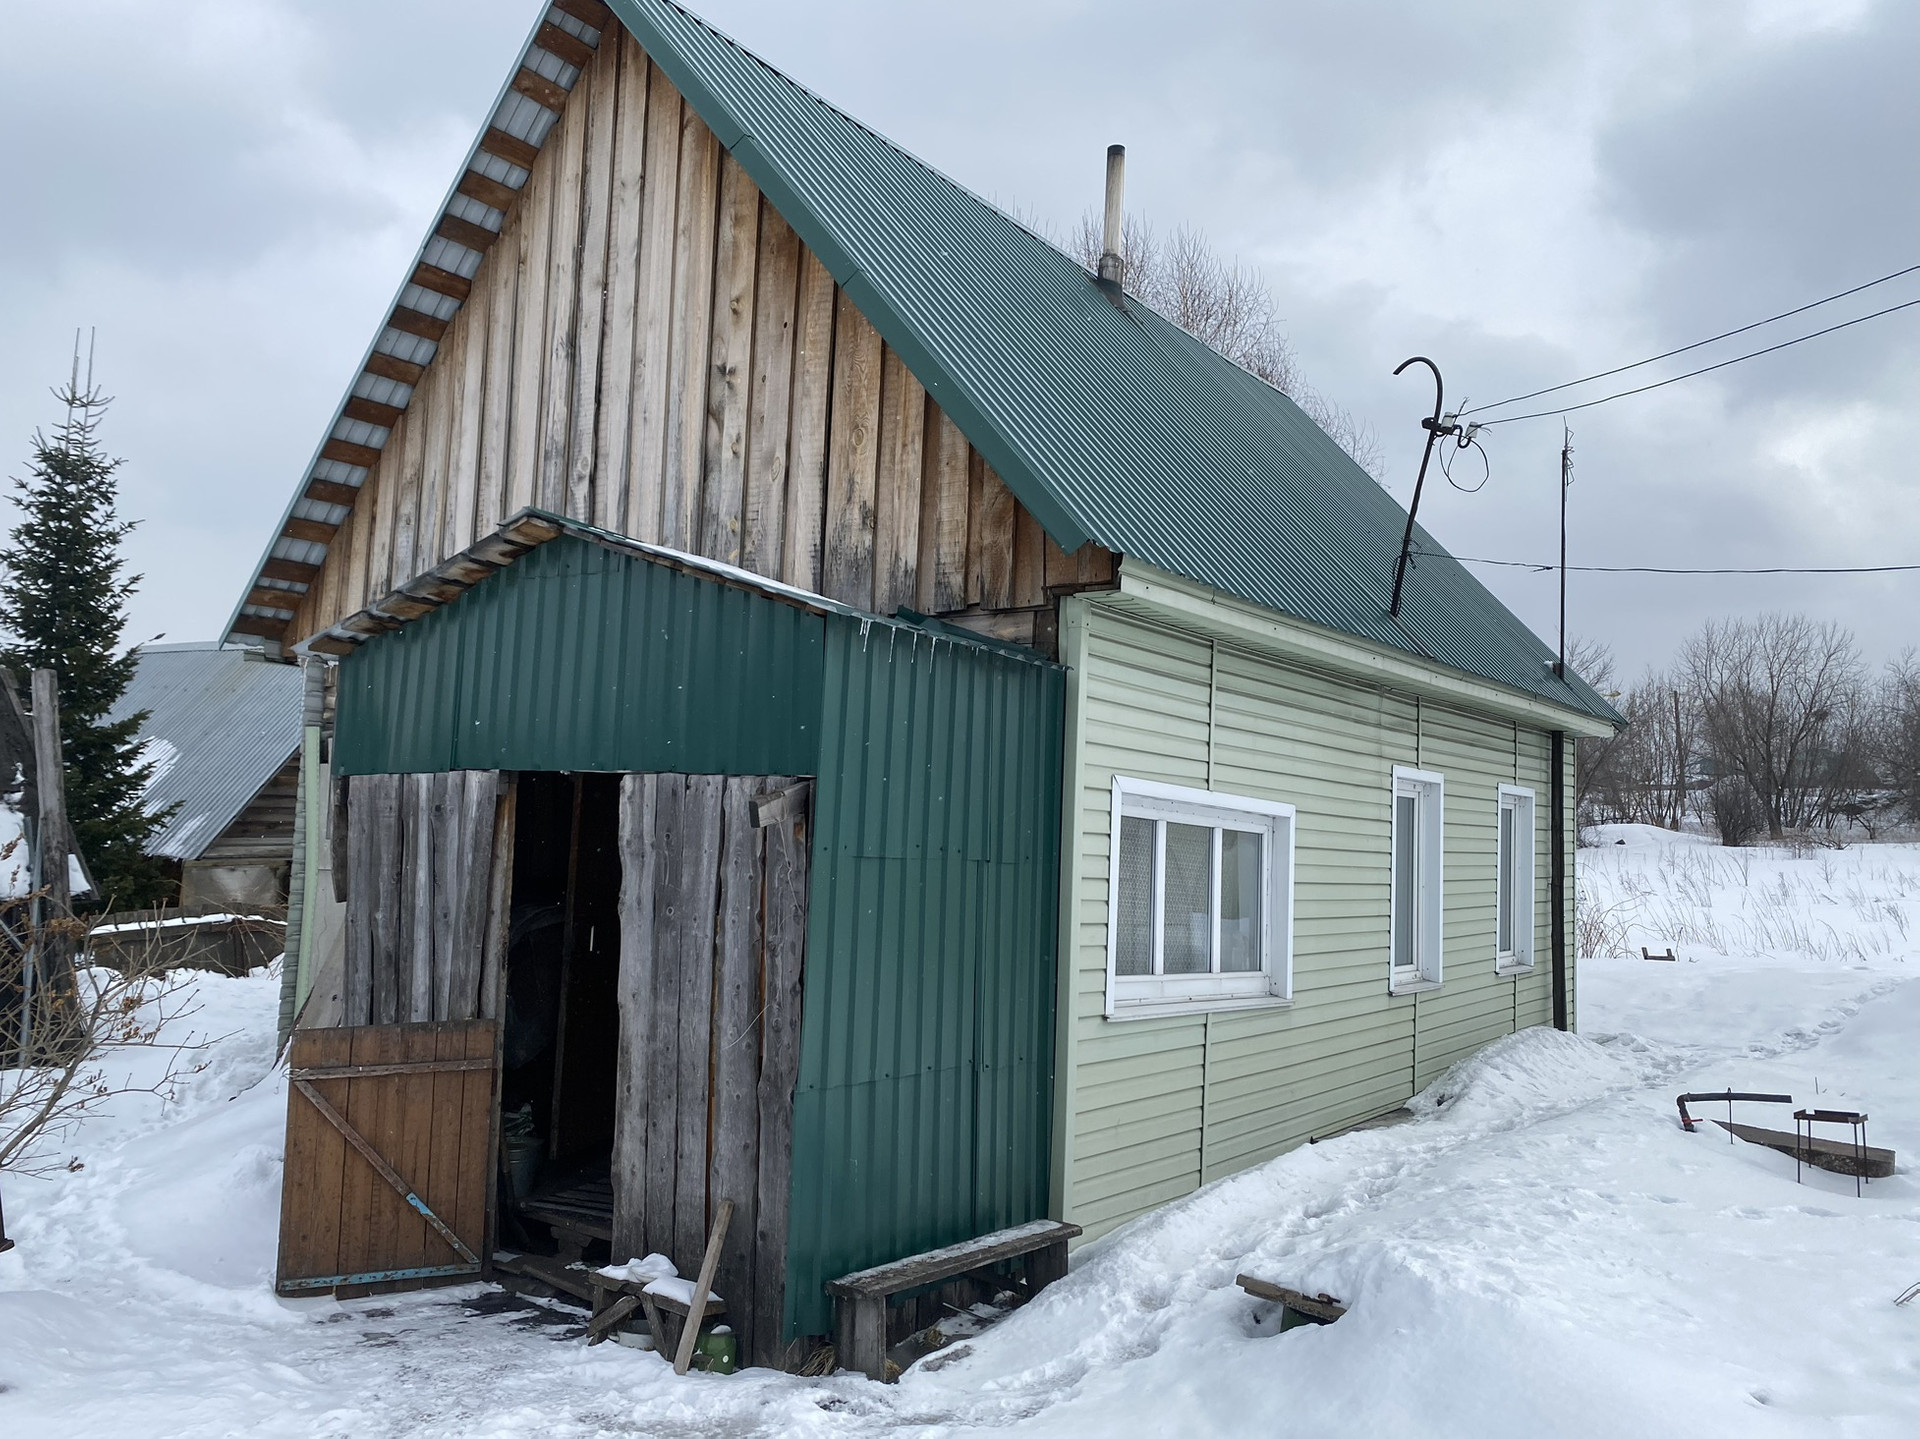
xmin=107 ymin=642 xmax=305 ymax=907
xmin=230 ymin=0 xmax=1621 ymax=1369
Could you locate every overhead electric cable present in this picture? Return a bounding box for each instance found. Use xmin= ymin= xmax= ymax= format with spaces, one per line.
xmin=1466 ymin=262 xmax=1920 ymax=415
xmin=1437 ymin=553 xmax=1920 ymax=576
xmin=1475 ymin=298 xmax=1920 ymax=425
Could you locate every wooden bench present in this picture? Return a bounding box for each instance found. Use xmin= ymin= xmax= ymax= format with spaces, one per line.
xmin=1235 ymin=1274 xmax=1349 ymax=1330
xmin=826 ymin=1218 xmax=1082 ymax=1381
xmin=586 ymin=1271 xmax=726 ymax=1356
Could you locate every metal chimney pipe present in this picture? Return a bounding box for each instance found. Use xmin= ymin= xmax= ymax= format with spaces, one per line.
xmin=1098 ymin=144 xmax=1125 ymax=286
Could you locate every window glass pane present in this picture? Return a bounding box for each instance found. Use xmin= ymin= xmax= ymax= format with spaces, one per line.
xmin=1162 ymin=822 xmax=1214 ymax=974
xmin=1219 ymin=828 xmax=1263 ymax=973
xmin=1498 ymin=803 xmax=1515 ymax=954
xmin=1393 ymin=793 xmax=1418 ymax=969
xmin=1116 ymin=816 xmax=1155 ymax=976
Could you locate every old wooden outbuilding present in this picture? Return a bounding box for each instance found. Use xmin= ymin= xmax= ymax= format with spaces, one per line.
xmin=235 ymin=0 xmax=1621 ymax=1372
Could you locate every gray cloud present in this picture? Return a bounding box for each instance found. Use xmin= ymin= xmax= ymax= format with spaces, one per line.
xmin=2 ymin=0 xmax=1911 ymax=680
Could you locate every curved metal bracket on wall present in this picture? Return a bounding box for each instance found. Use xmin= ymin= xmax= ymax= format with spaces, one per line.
xmin=1389 ymin=356 xmax=1449 ymax=619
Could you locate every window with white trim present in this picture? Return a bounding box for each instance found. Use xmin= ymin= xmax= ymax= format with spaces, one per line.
xmin=1496 ymin=785 xmax=1536 ymax=970
xmin=1106 ymin=777 xmax=1294 ymax=1017
xmin=1389 ymin=767 xmax=1444 ymax=990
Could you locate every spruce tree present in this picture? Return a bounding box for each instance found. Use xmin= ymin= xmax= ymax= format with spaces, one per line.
xmin=0 ymin=368 xmax=171 ymax=910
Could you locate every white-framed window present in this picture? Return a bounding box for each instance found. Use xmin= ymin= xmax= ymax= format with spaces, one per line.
xmin=1496 ymin=784 xmax=1536 ymax=971
xmin=1389 ymin=767 xmax=1444 ymax=992
xmin=1105 ymin=777 xmax=1295 ymax=1019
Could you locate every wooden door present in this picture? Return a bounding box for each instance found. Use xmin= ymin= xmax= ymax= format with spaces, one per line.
xmin=611 ymin=773 xmax=811 ymax=1368
xmin=276 ymin=1019 xmax=497 ymax=1296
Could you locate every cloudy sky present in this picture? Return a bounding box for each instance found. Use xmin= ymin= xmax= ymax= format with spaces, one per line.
xmin=2 ymin=0 xmax=1913 ymax=680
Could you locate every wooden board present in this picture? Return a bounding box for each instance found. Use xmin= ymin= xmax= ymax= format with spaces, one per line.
xmin=276 ymin=1020 xmax=497 ymax=1297
xmin=613 ymin=770 xmax=811 ymax=1370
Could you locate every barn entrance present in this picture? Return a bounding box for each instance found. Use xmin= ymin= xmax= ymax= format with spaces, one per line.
xmin=492 ymin=770 xmax=812 ymax=1368
xmin=496 ymin=772 xmax=624 ymax=1272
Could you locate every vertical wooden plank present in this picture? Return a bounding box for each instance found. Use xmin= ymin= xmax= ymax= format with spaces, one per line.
xmin=476 ymin=235 xmax=520 ymax=535
xmin=366 ymin=444 xmax=399 ymax=600
xmin=405 ymin=775 xmax=437 ymax=1024
xmin=567 ymin=36 xmax=620 ymax=523
xmin=506 ymin=126 xmax=556 ymax=517
xmin=742 ymin=206 xmax=799 ymax=579
xmin=480 ymin=777 xmax=517 ymax=1026
xmin=612 ymin=773 xmax=657 ymax=1260
xmin=872 ymin=348 xmax=926 ymax=615
xmin=710 ymin=777 xmax=763 ymax=1354
xmin=430 ymin=773 xmax=461 ymax=1022
xmin=1041 ymin=528 xmax=1080 ymax=592
xmin=968 ymin=454 xmax=1016 ymax=610
xmin=537 ymin=66 xmax=590 ymax=514
xmin=917 ymin=408 xmax=971 ymax=613
xmin=821 ymin=293 xmax=882 ymax=607
xmin=1012 ymin=504 xmax=1047 ymax=609
xmin=626 ymin=73 xmax=682 ymax=544
xmin=643 ymin=776 xmax=685 ymax=1256
xmin=595 ymin=44 xmax=650 ymax=534
xmin=699 ymin=154 xmax=760 ymax=564
xmin=417 ymin=335 xmax=457 ymax=569
xmin=782 ymin=252 xmax=836 ymax=592
xmin=449 ymin=772 xmax=499 ymax=1022
xmin=445 ymin=282 xmax=489 ymax=553
xmin=344 ymin=779 xmax=375 ymax=1027
xmin=673 ymin=774 xmax=724 ymax=1266
xmin=392 ymin=375 xmax=429 ymax=582
xmin=342 ymin=478 xmax=375 ymax=616
xmin=661 ymin=113 xmax=721 ymax=551
xmin=276 ymin=1028 xmax=351 ymax=1290
xmin=371 ymin=775 xmax=406 ymax=1026
xmin=752 ymin=783 xmax=810 ymax=1369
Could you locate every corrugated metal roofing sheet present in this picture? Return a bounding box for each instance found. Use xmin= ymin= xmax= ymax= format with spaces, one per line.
xmin=108 ymin=644 xmax=303 ymax=860
xmin=608 ymin=0 xmax=1620 ymax=727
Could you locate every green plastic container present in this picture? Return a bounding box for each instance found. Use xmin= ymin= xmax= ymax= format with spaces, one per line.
xmin=694 ymin=1324 xmax=738 ymax=1375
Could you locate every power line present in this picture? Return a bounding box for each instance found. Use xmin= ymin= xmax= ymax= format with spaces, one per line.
xmin=1465 ymin=262 xmax=1920 ymax=415
xmin=1436 ymin=552 xmax=1920 ymax=576
xmin=1476 ymin=298 xmax=1920 ymax=426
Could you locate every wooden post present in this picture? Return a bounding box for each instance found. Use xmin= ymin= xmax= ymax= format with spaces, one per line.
xmin=29 ymin=669 xmax=78 ymax=1030
xmin=674 ymin=1198 xmax=733 ymax=1375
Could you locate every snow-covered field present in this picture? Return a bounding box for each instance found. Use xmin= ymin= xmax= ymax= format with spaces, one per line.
xmin=3 ymin=828 xmax=1916 ymax=1437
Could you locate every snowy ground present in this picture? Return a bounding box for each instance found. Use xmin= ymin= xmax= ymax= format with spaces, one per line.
xmin=3 ymin=828 xmax=1916 ymax=1437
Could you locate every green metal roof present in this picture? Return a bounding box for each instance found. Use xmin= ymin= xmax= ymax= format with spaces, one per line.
xmin=609 ymin=0 xmax=1619 ymax=727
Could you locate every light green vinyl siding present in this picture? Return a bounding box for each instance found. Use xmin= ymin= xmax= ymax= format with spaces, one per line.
xmin=1058 ymin=596 xmax=1575 ymax=1240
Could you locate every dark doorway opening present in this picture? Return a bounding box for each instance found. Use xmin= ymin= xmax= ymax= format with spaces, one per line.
xmin=498 ymin=771 xmax=622 ymax=1279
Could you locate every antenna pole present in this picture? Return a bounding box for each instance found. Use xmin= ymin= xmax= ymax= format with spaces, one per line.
xmin=1389 ymin=356 xmax=1451 ymax=618
xmin=1556 ymin=426 xmax=1572 ymax=677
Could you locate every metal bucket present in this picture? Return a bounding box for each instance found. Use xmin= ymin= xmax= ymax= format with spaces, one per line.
xmin=503 ymin=1133 xmax=543 ymax=1201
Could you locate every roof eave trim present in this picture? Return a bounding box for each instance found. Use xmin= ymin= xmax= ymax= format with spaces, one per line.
xmin=1109 ymin=560 xmax=1622 ymax=738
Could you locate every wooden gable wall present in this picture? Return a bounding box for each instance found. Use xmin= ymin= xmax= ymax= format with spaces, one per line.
xmin=289 ymin=26 xmax=1113 ymax=653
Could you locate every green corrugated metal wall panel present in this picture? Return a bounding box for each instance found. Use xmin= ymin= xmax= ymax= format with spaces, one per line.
xmin=784 ymin=619 xmax=1063 ymax=1340
xmin=1062 ymin=600 xmax=1573 ymax=1240
xmin=331 ymin=537 xmax=823 ymax=777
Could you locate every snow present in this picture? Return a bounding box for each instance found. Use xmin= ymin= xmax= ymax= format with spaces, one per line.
xmin=597 ymin=1253 xmax=676 ymax=1285
xmin=643 ymin=1275 xmax=722 ymax=1308
xmin=1 ymin=786 xmax=26 ymax=897
xmin=2 ymin=833 xmax=1915 ymax=1437
xmin=90 ymin=912 xmax=281 ymax=935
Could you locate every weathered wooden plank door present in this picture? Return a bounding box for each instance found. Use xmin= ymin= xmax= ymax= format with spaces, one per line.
xmin=276 ymin=1019 xmax=497 ymax=1296
xmin=612 ymin=773 xmax=811 ymax=1369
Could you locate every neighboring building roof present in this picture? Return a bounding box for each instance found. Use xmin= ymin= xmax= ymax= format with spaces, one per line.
xmin=109 ymin=644 xmax=304 ymax=861
xmin=230 ymin=0 xmax=1621 ymax=729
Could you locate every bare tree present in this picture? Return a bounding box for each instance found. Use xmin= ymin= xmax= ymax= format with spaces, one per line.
xmin=1870 ymin=649 xmax=1920 ymax=827
xmin=1682 ymin=614 xmax=1866 ymax=841
xmin=1565 ymin=636 xmax=1621 ymax=828
xmin=1070 ymin=215 xmax=1385 ymax=478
